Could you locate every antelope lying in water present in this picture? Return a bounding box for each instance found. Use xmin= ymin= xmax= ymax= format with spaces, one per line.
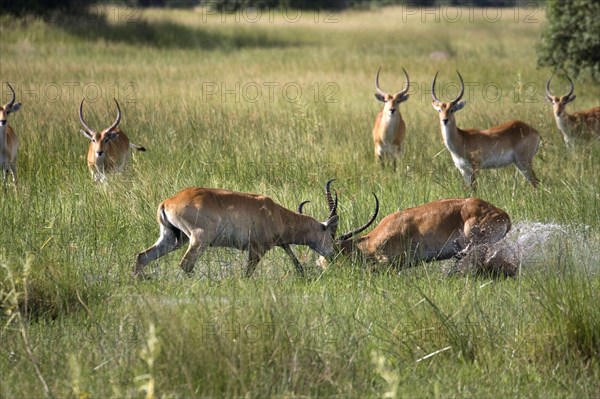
xmin=337 ymin=197 xmax=511 ymax=268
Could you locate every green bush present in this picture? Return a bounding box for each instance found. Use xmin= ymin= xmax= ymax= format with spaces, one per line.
xmin=537 ymin=0 xmax=600 ymax=80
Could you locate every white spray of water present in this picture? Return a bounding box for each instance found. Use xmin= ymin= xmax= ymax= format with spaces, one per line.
xmin=487 ymin=221 xmax=599 ymax=272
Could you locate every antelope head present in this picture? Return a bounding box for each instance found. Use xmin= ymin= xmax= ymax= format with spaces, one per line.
xmin=79 ymin=98 xmax=122 ymax=160
xmin=374 ymin=67 xmax=410 ymax=117
xmin=431 ymin=71 xmax=466 ymax=126
xmin=0 ymin=83 xmax=21 ymax=128
xmin=545 ymin=74 xmax=576 ymax=117
xmin=298 ymin=179 xmax=380 ymax=253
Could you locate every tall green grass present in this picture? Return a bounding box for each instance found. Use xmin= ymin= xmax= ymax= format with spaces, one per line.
xmin=1 ymin=6 xmax=599 ymax=398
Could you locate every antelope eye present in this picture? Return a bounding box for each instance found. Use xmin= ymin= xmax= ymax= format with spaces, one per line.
xmin=92 ymin=139 xmax=96 ymax=143
xmin=104 ymin=138 xmax=109 ymax=143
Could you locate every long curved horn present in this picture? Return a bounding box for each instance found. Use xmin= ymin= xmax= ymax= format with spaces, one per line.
xmin=79 ymin=99 xmax=95 ymax=133
xmin=106 ymin=98 xmax=121 ymax=132
xmin=297 ymin=200 xmax=310 ymax=214
xmin=451 ymin=71 xmax=465 ymax=105
xmin=325 ymin=178 xmax=338 ymax=218
xmin=375 ymin=67 xmax=388 ymax=98
xmin=396 ymin=67 xmax=410 ymax=97
xmin=545 ymin=74 xmax=555 ymax=98
xmin=6 ymin=83 xmax=16 ymax=108
xmin=328 ymin=189 xmax=338 ymax=219
xmin=431 ymin=71 xmax=441 ymax=103
xmin=337 ymin=193 xmax=379 ymax=241
xmin=564 ymin=74 xmax=575 ymax=99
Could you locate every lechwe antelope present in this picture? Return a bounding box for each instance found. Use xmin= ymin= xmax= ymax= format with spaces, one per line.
xmin=0 ymin=83 xmax=21 ymax=185
xmin=338 ymin=198 xmax=511 ymax=272
xmin=78 ymin=98 xmax=146 ymax=182
xmin=431 ymin=72 xmax=541 ymax=189
xmin=545 ymin=74 xmax=600 ymax=147
xmin=134 ymin=180 xmax=377 ymax=278
xmin=372 ymin=67 xmax=410 ymax=169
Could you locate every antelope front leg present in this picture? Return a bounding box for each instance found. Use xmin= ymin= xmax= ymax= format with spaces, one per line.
xmin=134 ymin=228 xmax=183 ymax=276
xmin=245 ymin=244 xmax=267 ymax=278
xmin=514 ymin=162 xmax=539 ymax=188
xmin=458 ymin=166 xmax=477 ymax=191
xmin=282 ymin=244 xmax=305 ymax=277
xmin=8 ymin=160 xmax=17 ymax=185
xmin=179 ymin=235 xmax=208 ymax=275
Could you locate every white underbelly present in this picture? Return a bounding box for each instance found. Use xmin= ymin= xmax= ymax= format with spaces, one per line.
xmin=480 ymin=150 xmax=514 ymax=169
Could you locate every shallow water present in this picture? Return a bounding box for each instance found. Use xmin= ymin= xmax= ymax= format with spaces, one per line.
xmin=488 ymin=221 xmax=598 ymax=271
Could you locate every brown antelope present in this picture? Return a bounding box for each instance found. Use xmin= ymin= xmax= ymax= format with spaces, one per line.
xmin=431 ymin=72 xmax=541 ymax=189
xmin=134 ymin=180 xmax=375 ymax=278
xmin=0 ymin=83 xmax=21 ymax=185
xmin=372 ymin=67 xmax=410 ymax=170
xmin=79 ymin=98 xmax=146 ymax=182
xmin=545 ymin=74 xmax=600 ymax=147
xmin=338 ymin=198 xmax=511 ymax=270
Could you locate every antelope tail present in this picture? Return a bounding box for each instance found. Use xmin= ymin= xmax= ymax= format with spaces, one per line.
xmin=130 ymin=143 xmax=146 ymax=152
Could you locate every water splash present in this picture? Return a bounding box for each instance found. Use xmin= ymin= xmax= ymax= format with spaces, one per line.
xmin=450 ymin=221 xmax=599 ymax=277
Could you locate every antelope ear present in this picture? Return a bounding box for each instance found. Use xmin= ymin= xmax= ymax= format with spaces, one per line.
xmin=453 ymin=100 xmax=466 ymax=112
xmin=398 ymin=94 xmax=409 ymax=103
xmin=374 ymin=93 xmax=385 ymax=102
xmin=566 ymin=95 xmax=576 ymax=103
xmin=8 ymin=103 xmax=21 ymax=113
xmin=107 ymin=131 xmax=119 ymax=141
xmin=544 ymin=96 xmax=553 ymax=103
xmin=80 ymin=129 xmax=93 ymax=141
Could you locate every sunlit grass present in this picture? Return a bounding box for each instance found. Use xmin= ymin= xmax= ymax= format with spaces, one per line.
xmin=1 ymin=5 xmax=600 ymax=398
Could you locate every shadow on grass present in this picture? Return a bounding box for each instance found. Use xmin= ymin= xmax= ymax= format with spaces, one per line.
xmin=57 ymin=13 xmax=303 ymax=50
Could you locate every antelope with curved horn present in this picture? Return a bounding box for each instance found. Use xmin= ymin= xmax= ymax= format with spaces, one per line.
xmin=431 ymin=72 xmax=541 ymax=189
xmin=372 ymin=67 xmax=410 ymax=170
xmin=78 ymin=98 xmax=146 ymax=182
xmin=134 ymin=180 xmax=374 ymax=278
xmin=545 ymin=74 xmax=600 ymax=147
xmin=1 ymin=83 xmax=21 ymax=185
xmin=338 ymin=198 xmax=511 ymax=271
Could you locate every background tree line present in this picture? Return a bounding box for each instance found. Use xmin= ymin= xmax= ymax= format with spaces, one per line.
xmin=2 ymin=0 xmax=545 ymax=14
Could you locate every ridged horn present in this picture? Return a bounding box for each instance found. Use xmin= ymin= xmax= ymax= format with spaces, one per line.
xmin=106 ymin=98 xmax=121 ymax=132
xmin=396 ymin=67 xmax=410 ymax=97
xmin=79 ymin=99 xmax=95 ymax=133
xmin=451 ymin=71 xmax=465 ymax=105
xmin=337 ymin=193 xmax=379 ymax=241
xmin=325 ymin=178 xmax=338 ymax=218
xmin=6 ymin=82 xmax=16 ymax=109
xmin=431 ymin=71 xmax=441 ymax=103
xmin=375 ymin=67 xmax=387 ymax=98
xmin=297 ymin=200 xmax=310 ymax=214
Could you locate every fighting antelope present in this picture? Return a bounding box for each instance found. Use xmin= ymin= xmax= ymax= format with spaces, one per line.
xmin=134 ymin=180 xmax=378 ymax=278
xmin=79 ymin=98 xmax=146 ymax=182
xmin=431 ymin=72 xmax=541 ymax=189
xmin=1 ymin=83 xmax=21 ymax=185
xmin=372 ymin=67 xmax=410 ymax=170
xmin=338 ymin=198 xmax=511 ymax=271
xmin=545 ymin=74 xmax=600 ymax=147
